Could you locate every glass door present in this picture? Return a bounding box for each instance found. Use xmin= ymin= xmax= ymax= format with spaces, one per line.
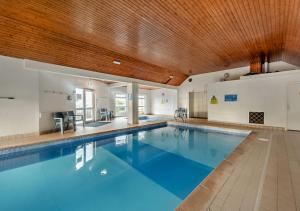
xmin=75 ymin=88 xmax=84 ymax=123
xmin=115 ymin=93 xmax=127 ymax=116
xmin=138 ymin=95 xmax=146 ymax=114
xmin=76 ymin=88 xmax=95 ymax=123
xmin=85 ymin=89 xmax=95 ymax=122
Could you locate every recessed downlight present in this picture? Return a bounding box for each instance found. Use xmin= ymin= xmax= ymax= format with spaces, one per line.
xmin=113 ymin=59 xmax=121 ymax=65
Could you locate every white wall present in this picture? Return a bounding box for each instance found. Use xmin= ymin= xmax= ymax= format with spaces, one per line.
xmin=208 ymin=70 xmax=300 ymax=128
xmin=0 ymin=56 xmax=39 ymax=137
xmin=178 ymin=67 xmax=249 ymax=110
xmin=0 ymin=55 xmax=178 ymax=137
xmin=39 ymin=72 xmax=110 ymax=132
xmin=151 ymin=88 xmax=178 ymax=115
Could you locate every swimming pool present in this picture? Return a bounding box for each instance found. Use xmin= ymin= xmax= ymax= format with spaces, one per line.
xmin=0 ymin=123 xmax=249 ymax=211
xmin=138 ymin=115 xmax=172 ymax=122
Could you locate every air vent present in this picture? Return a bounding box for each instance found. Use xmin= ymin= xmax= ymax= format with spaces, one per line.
xmin=249 ymin=112 xmax=264 ymax=124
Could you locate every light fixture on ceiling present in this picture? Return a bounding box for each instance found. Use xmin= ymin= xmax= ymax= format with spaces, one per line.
xmin=164 ymin=75 xmax=174 ymax=84
xmin=113 ymin=59 xmax=121 ymax=65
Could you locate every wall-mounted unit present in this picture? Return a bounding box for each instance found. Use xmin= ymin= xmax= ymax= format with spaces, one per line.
xmin=249 ymin=112 xmax=264 ymax=124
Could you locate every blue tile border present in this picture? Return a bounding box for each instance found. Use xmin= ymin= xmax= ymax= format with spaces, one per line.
xmin=0 ymin=122 xmax=167 ymax=158
xmin=0 ymin=121 xmax=250 ymax=159
xmin=167 ymin=122 xmax=251 ymax=137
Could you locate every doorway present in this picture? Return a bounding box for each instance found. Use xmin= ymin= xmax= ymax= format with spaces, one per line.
xmin=75 ymin=88 xmax=95 ymax=123
xmin=287 ymin=83 xmax=300 ymax=131
xmin=189 ymin=91 xmax=208 ymax=118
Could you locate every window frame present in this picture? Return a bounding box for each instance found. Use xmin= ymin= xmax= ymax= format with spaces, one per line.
xmin=115 ymin=93 xmax=127 ymax=117
xmin=138 ymin=95 xmax=146 ymax=115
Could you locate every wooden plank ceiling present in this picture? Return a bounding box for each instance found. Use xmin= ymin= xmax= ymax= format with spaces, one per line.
xmin=1 ymin=0 xmax=300 ymax=85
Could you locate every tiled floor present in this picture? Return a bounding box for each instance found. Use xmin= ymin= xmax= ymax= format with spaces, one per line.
xmin=176 ymin=119 xmax=300 ymax=211
xmin=259 ymin=130 xmax=300 ymax=211
xmin=1 ymin=117 xmax=299 ymax=211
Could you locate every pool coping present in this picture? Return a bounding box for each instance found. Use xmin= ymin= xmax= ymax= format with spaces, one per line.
xmin=0 ymin=121 xmax=167 ymax=156
xmin=167 ymin=121 xmax=251 ymax=136
xmin=0 ymin=121 xmax=251 ymax=155
xmin=175 ymin=122 xmax=253 ymax=211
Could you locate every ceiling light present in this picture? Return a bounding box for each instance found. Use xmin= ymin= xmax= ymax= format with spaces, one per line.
xmin=164 ymin=75 xmax=174 ymax=84
xmin=113 ymin=59 xmax=121 ymax=65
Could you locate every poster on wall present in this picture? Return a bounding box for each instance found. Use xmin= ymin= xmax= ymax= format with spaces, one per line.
xmin=210 ymin=95 xmax=218 ymax=104
xmin=224 ymin=94 xmax=238 ymax=102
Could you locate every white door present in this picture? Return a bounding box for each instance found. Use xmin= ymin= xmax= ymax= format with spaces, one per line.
xmin=287 ymin=83 xmax=300 ymax=131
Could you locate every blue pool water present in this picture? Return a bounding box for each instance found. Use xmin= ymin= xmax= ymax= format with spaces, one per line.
xmin=138 ymin=115 xmax=172 ymax=122
xmin=0 ymin=125 xmax=247 ymax=211
xmin=138 ymin=115 xmax=149 ymax=120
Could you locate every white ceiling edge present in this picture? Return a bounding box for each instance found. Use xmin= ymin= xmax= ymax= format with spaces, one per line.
xmin=240 ymin=69 xmax=300 ymax=80
xmin=182 ymin=61 xmax=299 ymax=84
xmin=23 ymin=59 xmax=177 ymax=90
xmin=108 ymin=82 xmax=129 ymax=89
xmin=108 ymin=82 xmax=160 ymax=89
xmin=268 ymin=61 xmax=298 ymax=72
xmin=180 ymin=66 xmax=250 ymax=86
xmin=18 ymin=57 xmax=299 ymax=88
xmin=240 ymin=61 xmax=300 ymax=80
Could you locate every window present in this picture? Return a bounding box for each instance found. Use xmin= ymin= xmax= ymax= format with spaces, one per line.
xmin=138 ymin=95 xmax=146 ymax=114
xmin=115 ymin=93 xmax=127 ymax=116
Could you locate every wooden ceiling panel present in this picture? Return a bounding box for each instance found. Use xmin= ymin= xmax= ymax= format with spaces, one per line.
xmin=0 ymin=16 xmax=186 ymax=85
xmin=0 ymin=0 xmax=300 ymax=85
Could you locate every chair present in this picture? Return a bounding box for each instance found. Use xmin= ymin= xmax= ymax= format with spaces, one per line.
xmin=67 ymin=111 xmax=85 ymax=130
xmin=174 ymin=107 xmax=188 ymax=122
xmin=53 ymin=111 xmax=84 ymax=134
xmin=99 ymin=108 xmax=112 ymax=121
xmin=109 ymin=110 xmax=114 ymax=120
xmin=53 ymin=112 xmax=68 ymax=134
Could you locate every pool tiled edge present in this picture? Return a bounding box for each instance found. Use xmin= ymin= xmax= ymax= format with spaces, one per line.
xmin=0 ymin=121 xmax=251 ymax=158
xmin=0 ymin=122 xmax=167 ymax=157
xmin=175 ymin=123 xmax=253 ymax=211
xmin=167 ymin=121 xmax=251 ymax=136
